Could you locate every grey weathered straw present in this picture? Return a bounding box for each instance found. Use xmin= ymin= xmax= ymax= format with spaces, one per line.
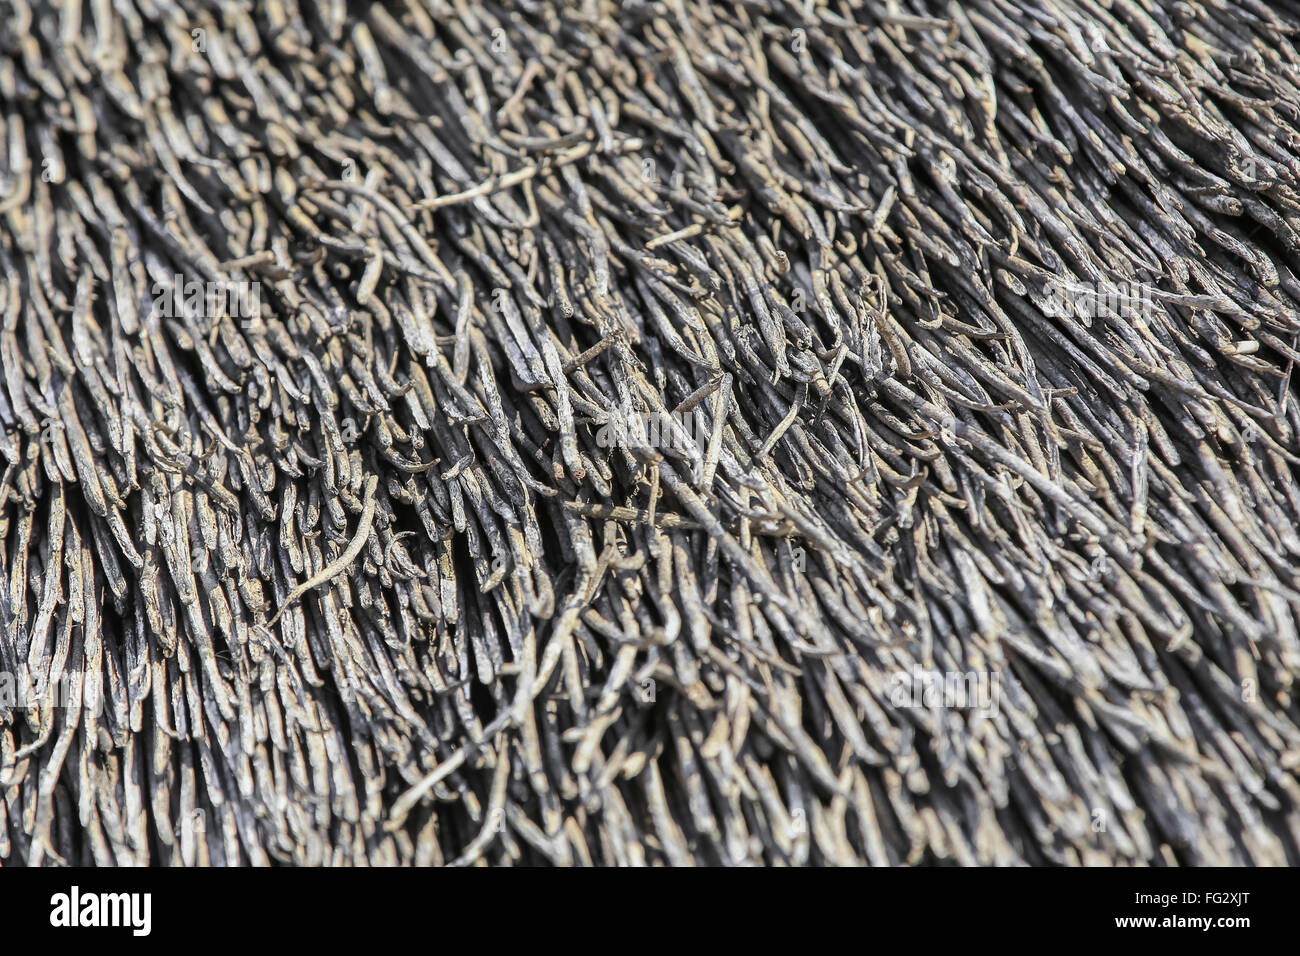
xmin=2 ymin=0 xmax=1300 ymax=865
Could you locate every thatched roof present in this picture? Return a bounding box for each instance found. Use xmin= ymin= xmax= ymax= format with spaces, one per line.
xmin=2 ymin=0 xmax=1300 ymax=865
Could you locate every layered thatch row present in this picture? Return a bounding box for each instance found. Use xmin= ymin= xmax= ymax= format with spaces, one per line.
xmin=2 ymin=0 xmax=1300 ymax=865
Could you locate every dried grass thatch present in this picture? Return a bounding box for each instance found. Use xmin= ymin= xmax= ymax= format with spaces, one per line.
xmin=2 ymin=0 xmax=1300 ymax=865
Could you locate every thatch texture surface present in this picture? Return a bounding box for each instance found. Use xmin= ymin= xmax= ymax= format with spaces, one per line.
xmin=2 ymin=0 xmax=1300 ymax=865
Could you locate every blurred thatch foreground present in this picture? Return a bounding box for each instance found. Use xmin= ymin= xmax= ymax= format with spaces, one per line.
xmin=3 ymin=0 xmax=1300 ymax=866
